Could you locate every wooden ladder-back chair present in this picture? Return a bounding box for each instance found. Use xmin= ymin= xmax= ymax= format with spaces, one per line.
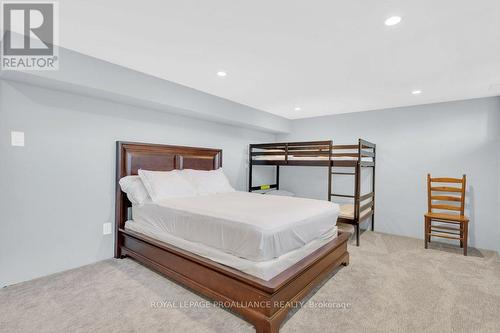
xmin=424 ymin=174 xmax=469 ymax=255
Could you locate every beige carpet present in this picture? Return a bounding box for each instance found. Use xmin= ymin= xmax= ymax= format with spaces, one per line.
xmin=1 ymin=231 xmax=500 ymax=333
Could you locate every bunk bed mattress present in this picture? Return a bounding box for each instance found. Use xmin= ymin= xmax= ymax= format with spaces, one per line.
xmin=125 ymin=219 xmax=338 ymax=281
xmin=339 ymin=204 xmax=372 ymax=220
xmin=129 ymin=191 xmax=339 ymax=261
xmin=254 ymin=155 xmax=372 ymax=161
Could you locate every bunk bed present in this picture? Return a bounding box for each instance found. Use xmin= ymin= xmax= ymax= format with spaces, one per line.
xmin=248 ymin=139 xmax=376 ymax=246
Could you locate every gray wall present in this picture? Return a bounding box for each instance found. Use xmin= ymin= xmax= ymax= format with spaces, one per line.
xmin=0 ymin=80 xmax=275 ymax=287
xmin=277 ymin=97 xmax=500 ymax=252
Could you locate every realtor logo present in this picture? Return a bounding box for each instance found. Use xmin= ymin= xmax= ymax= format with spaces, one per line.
xmin=1 ymin=1 xmax=59 ymax=70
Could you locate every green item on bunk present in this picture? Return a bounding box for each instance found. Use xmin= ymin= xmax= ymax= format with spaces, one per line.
xmin=260 ymin=185 xmax=271 ymax=190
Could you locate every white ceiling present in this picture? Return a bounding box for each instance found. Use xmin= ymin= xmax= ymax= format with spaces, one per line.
xmin=60 ymin=0 xmax=500 ymax=119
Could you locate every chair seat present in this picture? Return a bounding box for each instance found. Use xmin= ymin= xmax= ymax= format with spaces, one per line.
xmin=425 ymin=212 xmax=469 ymax=222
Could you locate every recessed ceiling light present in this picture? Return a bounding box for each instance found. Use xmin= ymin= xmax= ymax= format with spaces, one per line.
xmin=216 ymin=71 xmax=227 ymax=77
xmin=385 ymin=16 xmax=402 ymax=26
xmin=412 ymin=90 xmax=422 ymax=95
xmin=294 ymin=106 xmax=301 ymax=111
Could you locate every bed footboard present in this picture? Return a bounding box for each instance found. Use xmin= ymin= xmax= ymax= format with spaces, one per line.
xmin=118 ymin=229 xmax=349 ymax=333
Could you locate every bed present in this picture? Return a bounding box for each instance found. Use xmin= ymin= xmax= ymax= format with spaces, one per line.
xmin=115 ymin=141 xmax=349 ymax=333
xmin=249 ymin=139 xmax=376 ymax=246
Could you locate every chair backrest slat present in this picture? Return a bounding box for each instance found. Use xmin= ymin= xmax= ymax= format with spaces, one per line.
xmin=430 ymin=177 xmax=463 ymax=183
xmin=430 ymin=195 xmax=461 ymax=202
xmin=430 ymin=186 xmax=462 ymax=192
xmin=427 ymin=174 xmax=466 ymax=216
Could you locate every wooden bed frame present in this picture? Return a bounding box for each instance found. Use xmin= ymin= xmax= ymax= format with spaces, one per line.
xmin=115 ymin=141 xmax=349 ymax=333
xmin=249 ymin=139 xmax=376 ymax=246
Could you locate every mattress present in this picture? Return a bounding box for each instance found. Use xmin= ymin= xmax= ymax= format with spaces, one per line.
xmin=125 ymin=220 xmax=338 ymax=281
xmin=132 ymin=191 xmax=339 ymax=261
xmin=339 ymin=203 xmax=372 ymax=220
xmin=253 ymin=155 xmax=372 ymax=161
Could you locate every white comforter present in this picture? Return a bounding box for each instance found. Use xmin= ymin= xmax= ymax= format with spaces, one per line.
xmin=132 ymin=191 xmax=339 ymax=261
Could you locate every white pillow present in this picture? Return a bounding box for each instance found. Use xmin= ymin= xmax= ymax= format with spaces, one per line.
xmin=138 ymin=169 xmax=197 ymax=202
xmin=182 ymin=168 xmax=235 ymax=195
xmin=118 ymin=176 xmax=151 ymax=205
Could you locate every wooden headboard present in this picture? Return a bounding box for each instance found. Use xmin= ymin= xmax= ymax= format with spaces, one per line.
xmin=114 ymin=141 xmax=222 ymax=257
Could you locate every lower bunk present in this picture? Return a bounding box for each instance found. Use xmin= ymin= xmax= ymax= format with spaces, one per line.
xmin=338 ymin=205 xmax=374 ymax=246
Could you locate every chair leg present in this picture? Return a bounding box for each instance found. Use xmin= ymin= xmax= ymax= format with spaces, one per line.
xmin=428 ymin=218 xmax=432 ymax=243
xmin=460 ymin=226 xmax=463 ymax=248
xmin=463 ymin=222 xmax=468 ymax=256
xmin=356 ymin=224 xmax=360 ymax=246
xmin=427 ymin=218 xmax=432 ymax=243
xmin=371 ymin=215 xmax=374 ymax=231
xmin=424 ymin=217 xmax=429 ymax=249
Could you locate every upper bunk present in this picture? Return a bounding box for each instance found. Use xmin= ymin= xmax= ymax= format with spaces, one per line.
xmin=250 ymin=139 xmax=375 ymax=167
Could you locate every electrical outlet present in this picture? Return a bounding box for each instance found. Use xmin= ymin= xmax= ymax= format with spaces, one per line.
xmin=103 ymin=223 xmax=112 ymax=235
xmin=11 ymin=131 xmax=25 ymax=147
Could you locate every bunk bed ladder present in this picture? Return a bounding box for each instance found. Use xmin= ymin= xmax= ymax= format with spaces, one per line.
xmin=329 ymin=139 xmax=376 ymax=247
xmin=371 ymin=144 xmax=376 ymax=231
xmin=327 ymin=141 xmax=333 ymax=201
xmin=354 ymin=152 xmax=361 ymax=246
xmin=248 ymin=145 xmax=253 ymax=192
xmin=359 ymin=138 xmax=376 ymax=233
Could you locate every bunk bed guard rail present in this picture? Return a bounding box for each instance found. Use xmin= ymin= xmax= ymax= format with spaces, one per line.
xmin=248 ymin=140 xmax=334 ymax=191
